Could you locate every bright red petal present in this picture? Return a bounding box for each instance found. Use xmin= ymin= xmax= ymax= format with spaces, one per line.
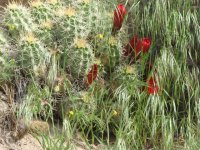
xmin=142 ymin=38 xmax=151 ymax=53
xmin=147 ymin=76 xmax=159 ymax=94
xmin=129 ymin=35 xmax=138 ymax=49
xmin=113 ymin=4 xmax=127 ymax=30
xmin=87 ymin=64 xmax=98 ymax=85
xmin=123 ymin=35 xmax=138 ymax=57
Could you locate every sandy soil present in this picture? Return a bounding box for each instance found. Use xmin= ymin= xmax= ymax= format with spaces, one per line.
xmin=0 ymin=134 xmax=43 ymax=150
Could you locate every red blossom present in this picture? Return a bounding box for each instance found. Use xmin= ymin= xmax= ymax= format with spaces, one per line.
xmin=141 ymin=38 xmax=151 ymax=53
xmin=113 ymin=4 xmax=127 ymax=31
xmin=87 ymin=64 xmax=98 ymax=85
xmin=123 ymin=35 xmax=138 ymax=57
xmin=147 ymin=75 xmax=159 ymax=95
xmin=123 ymin=36 xmax=151 ymax=60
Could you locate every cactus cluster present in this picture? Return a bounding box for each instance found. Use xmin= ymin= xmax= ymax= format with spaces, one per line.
xmin=0 ymin=0 xmax=124 ymax=119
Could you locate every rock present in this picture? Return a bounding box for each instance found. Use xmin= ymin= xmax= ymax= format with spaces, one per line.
xmin=29 ymin=120 xmax=50 ymax=135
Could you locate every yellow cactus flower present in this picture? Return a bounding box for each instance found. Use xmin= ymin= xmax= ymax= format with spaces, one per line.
xmin=109 ymin=36 xmax=117 ymax=46
xmin=24 ymin=33 xmax=37 ymax=44
xmin=112 ymin=110 xmax=118 ymax=116
xmin=41 ymin=20 xmax=53 ymax=29
xmin=65 ymin=7 xmax=76 ymax=17
xmin=74 ymin=38 xmax=87 ymax=49
xmin=7 ymin=3 xmax=19 ymax=9
xmin=29 ymin=0 xmax=43 ymax=8
xmin=125 ymin=65 xmax=135 ymax=74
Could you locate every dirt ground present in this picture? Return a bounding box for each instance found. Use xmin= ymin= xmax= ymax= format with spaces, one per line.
xmin=0 ymin=134 xmax=43 ymax=150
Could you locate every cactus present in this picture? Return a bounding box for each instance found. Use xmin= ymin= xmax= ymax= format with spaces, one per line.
xmin=18 ymin=33 xmax=51 ymax=70
xmin=3 ymin=3 xmax=34 ymax=37
xmin=0 ymin=56 xmax=16 ymax=83
xmin=96 ymin=35 xmax=122 ymax=70
xmin=0 ymin=29 xmax=11 ymax=56
xmin=63 ymin=38 xmax=94 ymax=78
xmin=35 ymin=19 xmax=55 ymax=47
xmin=0 ymin=30 xmax=8 ymax=47
xmin=54 ymin=6 xmax=77 ymax=47
xmin=29 ymin=0 xmax=61 ymax=23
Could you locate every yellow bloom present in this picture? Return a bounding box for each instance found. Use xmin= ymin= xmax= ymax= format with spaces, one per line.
xmin=65 ymin=7 xmax=76 ymax=17
xmin=7 ymin=24 xmax=15 ymax=31
xmin=74 ymin=38 xmax=87 ymax=49
xmin=109 ymin=36 xmax=117 ymax=46
xmin=24 ymin=33 xmax=37 ymax=43
xmin=69 ymin=111 xmax=74 ymax=117
xmin=29 ymin=0 xmax=43 ymax=7
xmin=7 ymin=3 xmax=19 ymax=9
xmin=112 ymin=110 xmax=118 ymax=116
xmin=125 ymin=65 xmax=135 ymax=74
xmin=97 ymin=34 xmax=103 ymax=39
xmin=41 ymin=20 xmax=53 ymax=29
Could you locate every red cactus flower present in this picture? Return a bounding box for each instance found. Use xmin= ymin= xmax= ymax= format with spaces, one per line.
xmin=87 ymin=64 xmax=98 ymax=85
xmin=123 ymin=35 xmax=138 ymax=57
xmin=123 ymin=36 xmax=151 ymax=57
xmin=113 ymin=4 xmax=127 ymax=31
xmin=141 ymin=38 xmax=151 ymax=53
xmin=133 ymin=37 xmax=151 ymax=55
xmin=147 ymin=75 xmax=159 ymax=95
